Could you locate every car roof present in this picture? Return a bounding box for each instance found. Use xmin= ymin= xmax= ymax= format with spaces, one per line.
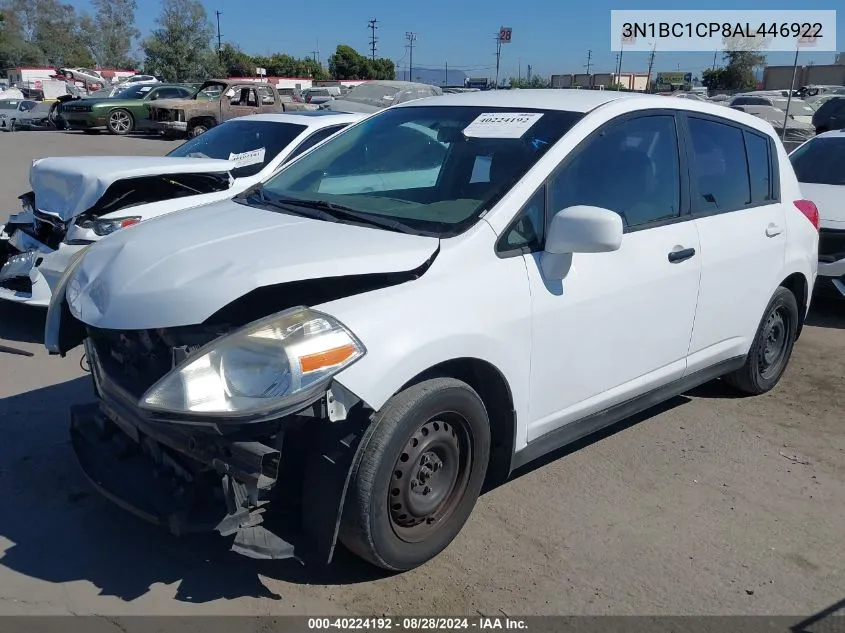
xmin=814 ymin=128 xmax=845 ymax=140
xmin=396 ymin=88 xmax=781 ymax=137
xmin=225 ymin=112 xmax=366 ymax=128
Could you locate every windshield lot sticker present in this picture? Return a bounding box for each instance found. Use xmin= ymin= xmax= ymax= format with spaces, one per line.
xmin=462 ymin=112 xmax=544 ymax=138
xmin=228 ymin=147 xmax=266 ymax=167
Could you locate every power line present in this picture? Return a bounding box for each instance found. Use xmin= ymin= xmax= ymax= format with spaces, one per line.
xmin=368 ymin=18 xmax=378 ymax=61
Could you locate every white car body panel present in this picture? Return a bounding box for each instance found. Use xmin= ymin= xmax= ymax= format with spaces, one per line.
xmin=53 ymin=89 xmax=819 ymax=463
xmin=30 ymin=156 xmax=236 ymax=221
xmin=66 ymin=201 xmax=439 ymax=329
xmin=2 ymin=112 xmax=365 ymax=307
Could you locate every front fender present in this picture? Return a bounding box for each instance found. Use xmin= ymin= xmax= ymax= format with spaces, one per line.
xmin=318 ymin=230 xmax=533 ymax=452
xmin=44 ymin=246 xmax=89 ymax=355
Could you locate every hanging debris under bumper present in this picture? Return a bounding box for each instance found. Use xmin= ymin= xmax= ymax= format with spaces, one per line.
xmin=68 ymin=389 xmax=371 ymax=564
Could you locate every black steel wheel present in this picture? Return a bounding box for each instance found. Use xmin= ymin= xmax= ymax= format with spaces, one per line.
xmin=724 ymin=286 xmax=799 ymax=395
xmin=340 ymin=377 xmax=491 ymax=571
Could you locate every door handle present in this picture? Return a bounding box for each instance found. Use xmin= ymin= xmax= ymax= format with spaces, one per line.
xmin=766 ymin=223 xmax=783 ymax=237
xmin=668 ymin=247 xmax=696 ymax=263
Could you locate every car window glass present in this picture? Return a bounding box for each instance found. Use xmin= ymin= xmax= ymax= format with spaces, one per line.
xmin=285 ymin=125 xmax=347 ymax=162
xmin=744 ymin=131 xmax=772 ymax=203
xmin=688 ymin=117 xmax=750 ymax=213
xmin=789 ymin=137 xmax=845 ymax=185
xmin=549 ymin=114 xmax=681 ymax=229
xmin=167 ymin=120 xmax=308 ymax=178
xmin=498 ymin=185 xmax=545 ymax=253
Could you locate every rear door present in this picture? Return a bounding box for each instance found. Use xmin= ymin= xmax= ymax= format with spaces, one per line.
xmin=681 ymin=113 xmax=786 ymax=373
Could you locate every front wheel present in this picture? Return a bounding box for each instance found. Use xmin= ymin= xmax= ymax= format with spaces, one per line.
xmin=339 ymin=377 xmax=491 ymax=571
xmin=187 ymin=120 xmax=211 ymax=137
xmin=724 ymin=286 xmax=799 ymax=395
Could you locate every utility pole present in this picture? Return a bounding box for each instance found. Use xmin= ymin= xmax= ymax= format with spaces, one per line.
xmin=585 ymin=49 xmax=592 ymax=75
xmin=527 ymin=64 xmax=532 ymax=81
xmin=311 ymin=50 xmax=319 ymax=63
xmin=405 ymin=32 xmax=416 ymax=82
xmin=614 ymin=53 xmax=620 ymax=78
xmin=215 ymin=11 xmax=223 ymax=60
xmin=494 ymin=32 xmax=502 ymax=89
xmin=646 ymin=43 xmax=657 ymax=92
xmin=445 ymin=59 xmax=448 ymax=85
xmin=518 ymin=57 xmax=521 ymax=83
xmin=368 ymin=18 xmax=378 ymax=61
xmin=711 ymin=50 xmax=717 ymax=71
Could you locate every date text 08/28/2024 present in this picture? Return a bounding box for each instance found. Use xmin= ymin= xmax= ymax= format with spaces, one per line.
xmin=307 ymin=617 xmax=528 ymax=630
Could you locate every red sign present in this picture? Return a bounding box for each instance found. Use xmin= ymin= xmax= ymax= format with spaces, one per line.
xmin=499 ymin=27 xmax=512 ymax=43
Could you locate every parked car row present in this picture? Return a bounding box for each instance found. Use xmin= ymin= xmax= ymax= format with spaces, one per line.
xmin=0 ymin=89 xmax=826 ymax=575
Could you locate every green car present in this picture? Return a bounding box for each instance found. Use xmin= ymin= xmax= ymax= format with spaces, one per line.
xmin=61 ymin=83 xmax=197 ymax=135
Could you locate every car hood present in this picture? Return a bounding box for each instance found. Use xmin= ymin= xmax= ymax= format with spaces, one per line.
xmin=325 ymin=99 xmax=383 ymax=114
xmin=800 ymin=182 xmax=845 ymax=228
xmin=149 ymin=97 xmax=206 ymax=110
xmin=66 ymin=199 xmax=440 ymax=330
xmin=31 ymin=156 xmax=235 ymax=221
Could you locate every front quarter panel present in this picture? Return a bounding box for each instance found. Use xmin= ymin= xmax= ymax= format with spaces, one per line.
xmin=323 ymin=222 xmax=534 ymax=452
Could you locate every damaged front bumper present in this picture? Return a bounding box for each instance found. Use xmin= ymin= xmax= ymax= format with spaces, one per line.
xmin=71 ymin=339 xmax=372 ymax=564
xmin=0 ymin=237 xmax=83 ymax=307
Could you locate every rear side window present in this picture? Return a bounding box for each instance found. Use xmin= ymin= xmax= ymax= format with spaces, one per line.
xmin=688 ymin=118 xmax=776 ymax=213
xmin=688 ymin=118 xmax=749 ymax=213
xmin=744 ymin=131 xmax=772 ymax=203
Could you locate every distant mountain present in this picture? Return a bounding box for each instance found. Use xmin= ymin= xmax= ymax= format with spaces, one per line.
xmin=393 ymin=67 xmax=468 ymax=86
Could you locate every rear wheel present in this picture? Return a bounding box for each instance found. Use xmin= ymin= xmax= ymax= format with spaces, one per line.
xmin=339 ymin=377 xmax=491 ymax=571
xmin=107 ymin=108 xmax=134 ymax=135
xmin=724 ymin=286 xmax=799 ymax=395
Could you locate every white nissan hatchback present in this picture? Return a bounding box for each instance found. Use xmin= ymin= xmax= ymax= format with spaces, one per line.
xmin=46 ymin=90 xmax=819 ymax=572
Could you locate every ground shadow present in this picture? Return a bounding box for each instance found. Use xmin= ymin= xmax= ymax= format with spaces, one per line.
xmin=0 ymin=301 xmax=46 ymax=344
xmin=0 ymin=377 xmax=388 ymax=605
xmin=791 ymin=597 xmax=845 ymax=632
xmin=805 ymin=296 xmax=845 ymax=330
xmin=0 ymin=377 xmax=699 ymax=602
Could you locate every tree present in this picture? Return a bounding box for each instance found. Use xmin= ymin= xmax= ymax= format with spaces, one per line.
xmin=89 ymin=0 xmax=139 ymax=68
xmin=509 ymin=75 xmax=551 ymax=89
xmin=328 ymin=44 xmax=369 ymax=79
xmin=141 ymin=0 xmax=220 ymax=81
xmin=219 ymin=42 xmax=253 ymax=76
xmin=2 ymin=0 xmax=93 ymax=67
xmin=328 ymin=44 xmax=396 ymax=80
xmin=703 ymin=35 xmax=767 ymax=92
xmin=0 ymin=4 xmax=46 ymax=67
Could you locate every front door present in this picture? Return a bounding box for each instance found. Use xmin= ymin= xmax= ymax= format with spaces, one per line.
xmin=511 ymin=112 xmax=702 ymax=441
xmin=226 ymin=86 xmax=261 ymax=120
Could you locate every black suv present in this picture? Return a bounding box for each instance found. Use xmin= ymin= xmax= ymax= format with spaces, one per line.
xmin=812 ymin=97 xmax=845 ymax=134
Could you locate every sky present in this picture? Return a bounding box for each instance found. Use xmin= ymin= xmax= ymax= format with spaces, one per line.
xmin=68 ymin=0 xmax=843 ymax=79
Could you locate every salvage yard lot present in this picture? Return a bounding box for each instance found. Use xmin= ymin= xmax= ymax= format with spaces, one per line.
xmin=0 ymin=130 xmax=843 ymax=616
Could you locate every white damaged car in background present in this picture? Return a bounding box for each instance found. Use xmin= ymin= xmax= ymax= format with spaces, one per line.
xmin=0 ymin=111 xmax=363 ymax=307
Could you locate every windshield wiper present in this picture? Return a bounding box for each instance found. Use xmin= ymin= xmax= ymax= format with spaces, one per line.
xmin=268 ymin=194 xmax=420 ymax=234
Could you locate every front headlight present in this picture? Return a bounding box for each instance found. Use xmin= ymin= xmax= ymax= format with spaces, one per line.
xmin=140 ymin=306 xmax=365 ymax=419
xmin=78 ymin=216 xmax=140 ymax=236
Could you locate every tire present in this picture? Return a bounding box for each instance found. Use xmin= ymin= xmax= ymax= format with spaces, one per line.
xmin=724 ymin=286 xmax=799 ymax=395
xmin=187 ymin=120 xmax=211 ymax=137
xmin=339 ymin=377 xmax=491 ymax=571
xmin=106 ymin=108 xmax=134 ymax=135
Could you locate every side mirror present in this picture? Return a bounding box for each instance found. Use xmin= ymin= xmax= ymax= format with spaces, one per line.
xmin=541 ymin=206 xmax=623 ymax=279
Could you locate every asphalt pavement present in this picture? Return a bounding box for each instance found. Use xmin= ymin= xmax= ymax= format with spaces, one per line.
xmin=0 ymin=130 xmax=843 ymax=618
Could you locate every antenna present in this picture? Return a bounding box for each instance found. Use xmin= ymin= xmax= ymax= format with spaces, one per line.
xmin=405 ymin=32 xmax=417 ymax=81
xmin=368 ymin=19 xmax=379 ymax=61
